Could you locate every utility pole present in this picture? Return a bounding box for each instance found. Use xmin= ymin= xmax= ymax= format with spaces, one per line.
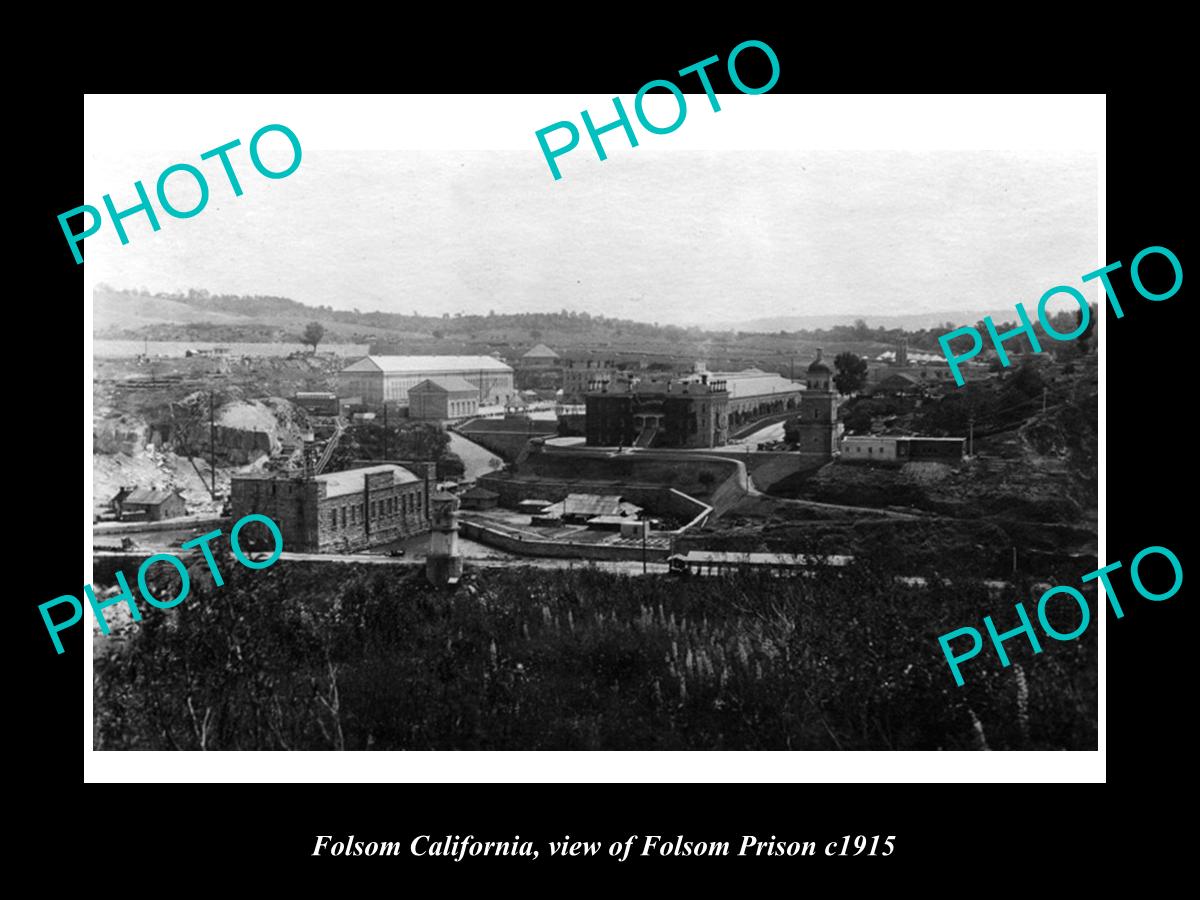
xmin=967 ymin=413 xmax=975 ymax=458
xmin=383 ymin=403 xmax=389 ymax=460
xmin=642 ymin=520 xmax=647 ymax=575
xmin=1042 ymin=387 xmax=1048 ymax=413
xmin=209 ymin=391 xmax=217 ymax=497
xmin=1012 ymin=546 xmax=1018 ymax=575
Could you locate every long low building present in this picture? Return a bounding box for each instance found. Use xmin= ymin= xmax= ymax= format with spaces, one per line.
xmin=714 ymin=368 xmax=804 ymax=425
xmin=337 ymin=356 xmax=514 ymax=408
xmin=668 ymin=551 xmax=854 ymax=576
xmin=840 ymin=435 xmax=965 ymax=464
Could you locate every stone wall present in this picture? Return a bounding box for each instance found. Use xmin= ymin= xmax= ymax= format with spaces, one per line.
xmin=455 ymin=420 xmax=558 ymax=462
xmin=743 ymin=452 xmax=829 ymax=491
xmin=94 ymin=515 xmax=226 ymax=536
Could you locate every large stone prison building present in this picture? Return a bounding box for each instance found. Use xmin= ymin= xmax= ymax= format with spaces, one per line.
xmin=230 ymin=462 xmax=436 ymax=553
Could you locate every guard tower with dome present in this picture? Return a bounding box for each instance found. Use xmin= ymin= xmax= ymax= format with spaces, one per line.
xmin=794 ymin=349 xmax=839 ymax=458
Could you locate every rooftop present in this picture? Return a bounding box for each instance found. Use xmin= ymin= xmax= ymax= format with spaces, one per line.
xmin=123 ymin=488 xmax=182 ymax=505
xmin=590 ymin=375 xmax=728 ymax=395
xmin=341 ymin=355 xmax=513 ymax=375
xmin=522 ymin=343 xmax=559 ymax=359
xmin=539 ymin=493 xmax=643 ymax=518
xmin=715 ymin=369 xmax=802 ymax=399
xmin=842 ymin=435 xmax=965 ymax=444
xmin=410 ymin=375 xmax=479 ymax=394
xmin=316 ymin=464 xmax=419 ymax=498
xmin=461 ymin=485 xmax=499 ymax=499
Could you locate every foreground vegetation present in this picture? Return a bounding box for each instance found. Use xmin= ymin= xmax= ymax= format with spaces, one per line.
xmin=94 ymin=548 xmax=1096 ymax=751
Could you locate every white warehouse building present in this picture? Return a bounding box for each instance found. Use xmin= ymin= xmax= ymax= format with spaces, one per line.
xmin=337 ymin=355 xmax=515 ymax=408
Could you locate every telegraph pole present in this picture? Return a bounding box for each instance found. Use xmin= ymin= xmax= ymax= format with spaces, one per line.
xmin=383 ymin=403 xmax=389 ymax=460
xmin=967 ymin=413 xmax=975 ymax=458
xmin=209 ymin=391 xmax=217 ymax=497
xmin=1042 ymin=387 xmax=1048 ymax=413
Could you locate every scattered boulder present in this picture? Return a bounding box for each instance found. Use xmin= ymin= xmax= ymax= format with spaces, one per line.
xmin=94 ymin=414 xmax=149 ymax=456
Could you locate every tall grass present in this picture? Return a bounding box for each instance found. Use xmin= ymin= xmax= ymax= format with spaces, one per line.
xmin=94 ymin=550 xmax=1096 ymax=750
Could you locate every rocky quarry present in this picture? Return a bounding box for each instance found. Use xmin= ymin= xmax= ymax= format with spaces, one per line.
xmin=93 ymin=392 xmax=312 ymax=518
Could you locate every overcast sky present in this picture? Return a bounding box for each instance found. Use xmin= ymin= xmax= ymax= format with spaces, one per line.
xmin=90 ymin=149 xmax=1098 ymax=327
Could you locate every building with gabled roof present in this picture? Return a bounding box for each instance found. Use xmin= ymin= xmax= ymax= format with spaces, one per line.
xmin=112 ymin=486 xmax=187 ymax=521
xmin=337 ymin=355 xmax=514 ymax=408
xmin=409 ymin=376 xmax=480 ymax=420
xmin=872 ymin=372 xmax=924 ymax=396
xmin=534 ymin=493 xmax=642 ymax=523
xmin=520 ymin=343 xmax=560 ymax=369
xmin=459 ymin=484 xmax=499 ymax=510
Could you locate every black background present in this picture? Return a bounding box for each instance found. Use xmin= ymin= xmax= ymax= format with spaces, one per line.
xmin=19 ymin=23 xmax=1187 ymax=887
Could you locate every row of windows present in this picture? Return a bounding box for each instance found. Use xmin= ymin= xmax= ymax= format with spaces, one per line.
xmin=327 ymin=490 xmax=426 ymax=531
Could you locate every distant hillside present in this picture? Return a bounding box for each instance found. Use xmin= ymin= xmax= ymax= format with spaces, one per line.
xmin=94 ymin=286 xmax=698 ymax=347
xmin=92 ymin=285 xmax=1031 ymax=363
xmin=726 ymin=310 xmax=1020 ymax=332
xmin=95 ymin=292 xmax=251 ymax=329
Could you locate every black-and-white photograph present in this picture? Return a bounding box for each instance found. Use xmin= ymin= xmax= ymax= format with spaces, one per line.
xmin=87 ymin=113 xmax=1099 ymax=752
